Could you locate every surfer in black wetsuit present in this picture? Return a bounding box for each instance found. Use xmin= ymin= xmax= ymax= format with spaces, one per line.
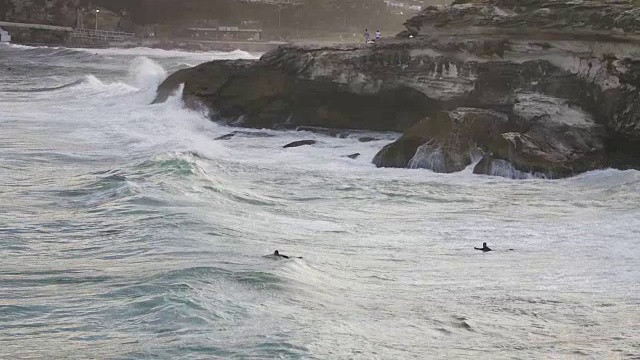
xmin=273 ymin=250 xmax=290 ymax=259
xmin=270 ymin=250 xmax=302 ymax=259
xmin=474 ymin=242 xmax=492 ymax=252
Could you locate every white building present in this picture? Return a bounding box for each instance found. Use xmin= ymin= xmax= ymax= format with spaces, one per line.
xmin=0 ymin=27 xmax=11 ymax=43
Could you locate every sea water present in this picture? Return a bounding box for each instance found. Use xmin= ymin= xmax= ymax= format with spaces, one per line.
xmin=1 ymin=44 xmax=639 ymax=359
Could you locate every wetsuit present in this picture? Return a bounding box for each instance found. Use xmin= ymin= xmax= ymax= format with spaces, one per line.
xmin=474 ymin=245 xmax=492 ymax=252
xmin=273 ymin=251 xmax=291 ymax=259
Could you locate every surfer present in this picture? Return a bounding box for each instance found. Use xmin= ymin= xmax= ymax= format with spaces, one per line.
xmin=273 ymin=250 xmax=290 ymax=259
xmin=270 ymin=250 xmax=302 ymax=259
xmin=474 ymin=242 xmax=492 ymax=252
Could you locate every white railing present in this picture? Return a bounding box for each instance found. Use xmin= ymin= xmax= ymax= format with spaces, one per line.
xmin=72 ymin=28 xmax=135 ymax=41
xmin=236 ymin=0 xmax=302 ymax=5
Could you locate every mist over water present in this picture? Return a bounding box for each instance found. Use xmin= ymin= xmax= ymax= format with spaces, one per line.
xmin=1 ymin=44 xmax=639 ymax=359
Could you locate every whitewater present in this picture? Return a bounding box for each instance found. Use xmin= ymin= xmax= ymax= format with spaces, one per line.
xmin=0 ymin=44 xmax=639 ymax=359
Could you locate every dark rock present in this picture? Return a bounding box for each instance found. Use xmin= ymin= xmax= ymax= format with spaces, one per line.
xmin=344 ymin=153 xmax=361 ymax=159
xmin=358 ymin=137 xmax=378 ymax=143
xmin=374 ymin=108 xmax=510 ymax=172
xmin=153 ymin=68 xmax=191 ymax=104
xmin=215 ymin=130 xmax=275 ymax=140
xmin=473 ymin=153 xmax=532 ymax=179
xmin=372 ymin=119 xmax=438 ymax=169
xmin=283 ymin=140 xmax=317 ymax=148
xmin=153 ymin=60 xmax=255 ymax=105
xmin=215 ymin=133 xmax=237 ymax=140
xmin=473 ymin=153 xmax=494 ymax=176
xmin=375 ymin=98 xmax=608 ymax=177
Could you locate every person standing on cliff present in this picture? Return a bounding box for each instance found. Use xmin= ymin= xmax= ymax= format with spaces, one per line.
xmin=375 ymin=30 xmax=381 ymax=41
xmin=364 ymin=29 xmax=370 ymax=43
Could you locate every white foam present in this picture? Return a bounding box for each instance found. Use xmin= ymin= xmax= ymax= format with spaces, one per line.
xmin=128 ymin=57 xmax=167 ymax=91
xmin=81 ymin=74 xmax=137 ymax=94
xmin=72 ymin=46 xmax=260 ymax=61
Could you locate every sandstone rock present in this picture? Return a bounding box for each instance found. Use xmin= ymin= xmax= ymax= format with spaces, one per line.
xmin=155 ymin=0 xmax=640 ymax=177
xmin=501 ymin=94 xmax=606 ymax=177
xmin=405 ymin=0 xmax=640 ymax=37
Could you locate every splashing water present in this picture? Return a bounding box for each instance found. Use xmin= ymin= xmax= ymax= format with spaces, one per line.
xmin=0 ymin=45 xmax=639 ymax=359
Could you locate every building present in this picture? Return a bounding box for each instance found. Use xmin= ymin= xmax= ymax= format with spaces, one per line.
xmin=186 ymin=26 xmax=262 ymax=41
xmin=0 ymin=27 xmax=11 ymax=42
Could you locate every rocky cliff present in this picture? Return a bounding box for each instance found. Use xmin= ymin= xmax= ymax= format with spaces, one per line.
xmin=155 ymin=0 xmax=640 ymax=178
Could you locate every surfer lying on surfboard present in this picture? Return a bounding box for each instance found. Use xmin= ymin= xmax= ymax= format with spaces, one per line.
xmin=474 ymin=242 xmax=492 ymax=252
xmin=269 ymin=250 xmax=302 ymax=259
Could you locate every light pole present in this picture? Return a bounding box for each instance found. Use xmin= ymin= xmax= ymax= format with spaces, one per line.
xmin=278 ymin=6 xmax=282 ymax=28
xmin=95 ymin=9 xmax=100 ymax=31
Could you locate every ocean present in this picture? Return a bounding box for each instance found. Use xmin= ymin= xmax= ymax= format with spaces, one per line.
xmin=1 ymin=44 xmax=639 ymax=359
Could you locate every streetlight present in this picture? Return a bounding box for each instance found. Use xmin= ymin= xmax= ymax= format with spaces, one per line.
xmin=95 ymin=9 xmax=100 ymax=31
xmin=277 ymin=5 xmax=282 ymax=28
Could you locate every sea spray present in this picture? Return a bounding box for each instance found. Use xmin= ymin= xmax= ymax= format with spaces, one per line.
xmin=129 ymin=57 xmax=168 ymax=91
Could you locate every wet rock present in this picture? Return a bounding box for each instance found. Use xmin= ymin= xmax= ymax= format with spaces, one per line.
xmin=215 ymin=133 xmax=237 ymax=140
xmin=153 ymin=60 xmax=255 ymax=104
xmin=492 ymin=94 xmax=607 ymax=178
xmin=372 ymin=119 xmax=436 ymax=169
xmin=343 ymin=153 xmax=361 ymax=159
xmin=358 ymin=137 xmax=378 ymax=143
xmin=283 ymin=140 xmax=317 ymax=148
xmin=374 ymin=97 xmax=607 ymax=177
xmin=215 ymin=130 xmax=275 ymax=140
xmin=374 ymin=108 xmax=510 ymax=172
xmin=473 ymin=153 xmax=532 ymax=179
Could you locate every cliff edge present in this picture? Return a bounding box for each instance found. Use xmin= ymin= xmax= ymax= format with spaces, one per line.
xmin=155 ymin=0 xmax=640 ymax=178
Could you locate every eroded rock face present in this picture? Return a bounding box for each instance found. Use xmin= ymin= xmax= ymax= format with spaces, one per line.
xmin=377 ymin=95 xmax=608 ymax=177
xmin=405 ymin=0 xmax=640 ymax=37
xmin=498 ymin=94 xmax=607 ymax=176
xmin=373 ymin=107 xmax=510 ymax=172
xmin=155 ymin=0 xmax=640 ymax=178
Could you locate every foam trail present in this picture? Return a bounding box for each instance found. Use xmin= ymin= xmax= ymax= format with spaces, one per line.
xmin=81 ymin=75 xmax=137 ymax=94
xmin=72 ymin=47 xmax=261 ymax=60
xmin=3 ymin=79 xmax=85 ymax=93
